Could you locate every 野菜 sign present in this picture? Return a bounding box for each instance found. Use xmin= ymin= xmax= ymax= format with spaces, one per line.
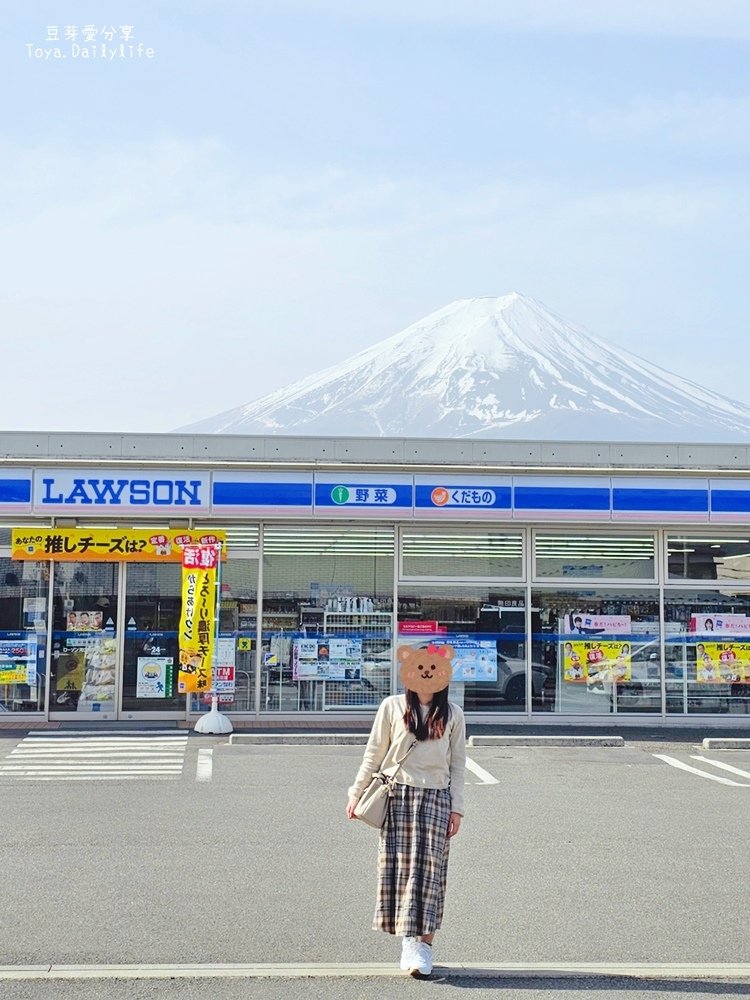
xmin=12 ymin=528 xmax=226 ymax=562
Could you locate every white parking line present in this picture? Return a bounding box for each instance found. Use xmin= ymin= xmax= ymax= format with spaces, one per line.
xmin=691 ymin=755 xmax=750 ymax=781
xmin=465 ymin=757 xmax=499 ymax=785
xmin=653 ymin=753 xmax=749 ymax=786
xmin=196 ymin=748 xmax=213 ymax=782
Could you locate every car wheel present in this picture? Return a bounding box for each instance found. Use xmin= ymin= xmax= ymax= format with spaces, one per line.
xmin=504 ymin=675 xmax=526 ymax=705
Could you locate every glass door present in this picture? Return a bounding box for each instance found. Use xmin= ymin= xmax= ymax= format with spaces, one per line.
xmin=49 ymin=561 xmax=119 ymax=719
xmin=0 ymin=556 xmax=48 ymax=715
xmin=120 ymin=563 xmax=184 ymax=718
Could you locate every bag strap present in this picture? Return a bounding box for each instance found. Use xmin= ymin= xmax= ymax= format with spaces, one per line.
xmin=393 ymin=738 xmax=418 ymax=768
xmin=380 ymin=738 xmax=418 ymax=779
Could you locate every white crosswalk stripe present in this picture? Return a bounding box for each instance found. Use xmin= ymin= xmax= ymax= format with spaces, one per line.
xmin=0 ymin=731 xmax=189 ymax=781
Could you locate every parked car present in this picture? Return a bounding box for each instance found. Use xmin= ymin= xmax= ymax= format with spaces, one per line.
xmin=463 ymin=653 xmax=552 ymax=709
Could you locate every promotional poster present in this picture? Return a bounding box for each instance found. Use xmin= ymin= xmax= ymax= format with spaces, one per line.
xmin=563 ymin=640 xmax=632 ymax=684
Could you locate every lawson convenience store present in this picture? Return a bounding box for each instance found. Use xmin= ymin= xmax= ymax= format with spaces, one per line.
xmin=4 ymin=432 xmax=750 ymax=725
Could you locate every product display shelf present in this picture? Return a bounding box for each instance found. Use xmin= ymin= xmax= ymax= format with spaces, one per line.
xmin=322 ymin=611 xmax=393 ymax=710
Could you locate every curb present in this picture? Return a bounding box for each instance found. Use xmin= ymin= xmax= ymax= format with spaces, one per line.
xmin=0 ymin=962 xmax=749 ymax=981
xmin=468 ymin=735 xmax=624 ymax=747
xmin=702 ymin=738 xmax=750 ymax=750
xmin=228 ymin=734 xmax=626 ymax=747
xmin=229 ymin=733 xmax=368 ymax=746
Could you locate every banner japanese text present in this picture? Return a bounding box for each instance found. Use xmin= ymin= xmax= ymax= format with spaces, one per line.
xmin=178 ymin=545 xmax=219 ymax=694
xmin=12 ymin=527 xmax=226 ymax=563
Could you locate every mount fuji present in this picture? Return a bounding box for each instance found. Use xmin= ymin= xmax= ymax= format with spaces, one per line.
xmin=178 ymin=294 xmax=750 ymax=441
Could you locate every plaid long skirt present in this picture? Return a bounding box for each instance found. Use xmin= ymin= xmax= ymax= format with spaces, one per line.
xmin=374 ymin=783 xmax=452 ymax=937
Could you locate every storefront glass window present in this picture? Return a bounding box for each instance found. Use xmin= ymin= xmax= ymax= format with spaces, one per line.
xmin=535 ymin=534 xmax=655 ymax=580
xmin=0 ymin=558 xmax=47 ymax=713
xmin=401 ymin=530 xmax=523 ymax=579
xmin=187 ymin=559 xmax=259 ymax=714
xmin=50 ymin=562 xmax=119 ymax=714
xmin=261 ymin=525 xmax=394 ymax=712
xmin=664 ymin=590 xmax=750 ymax=715
xmin=531 ymin=588 xmax=661 ymax=714
xmin=667 ymin=536 xmax=750 ymax=581
xmin=397 ymin=586 xmax=527 ymax=712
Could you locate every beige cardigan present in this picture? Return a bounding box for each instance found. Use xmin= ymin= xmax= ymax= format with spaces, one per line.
xmin=348 ymin=695 xmax=467 ymax=816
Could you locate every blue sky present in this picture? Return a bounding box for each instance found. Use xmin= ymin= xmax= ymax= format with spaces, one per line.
xmin=3 ymin=2 xmax=749 ymax=432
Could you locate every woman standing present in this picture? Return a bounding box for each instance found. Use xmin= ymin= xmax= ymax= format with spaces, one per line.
xmin=346 ymin=644 xmax=466 ymax=978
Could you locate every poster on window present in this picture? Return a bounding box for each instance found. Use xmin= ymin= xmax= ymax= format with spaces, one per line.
xmin=396 ymin=637 xmax=497 ymax=682
xmin=694 ymin=642 xmax=750 ymax=683
xmin=292 ymin=638 xmax=362 ymax=680
xmin=0 ymin=636 xmax=38 ymax=685
xmin=55 ymin=646 xmax=86 ymax=695
xmin=66 ymin=610 xmax=103 ymax=632
xmin=136 ymin=657 xmax=174 ymax=698
xmin=690 ymin=614 xmax=750 ymax=635
xmin=450 ymin=639 xmax=497 ymax=682
xmin=564 ymin=613 xmax=631 ymax=635
xmin=563 ymin=640 xmax=632 ymax=683
xmin=75 ymin=635 xmax=117 ymax=712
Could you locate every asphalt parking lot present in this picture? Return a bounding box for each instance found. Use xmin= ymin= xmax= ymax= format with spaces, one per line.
xmin=1 ymin=728 xmax=749 ymax=978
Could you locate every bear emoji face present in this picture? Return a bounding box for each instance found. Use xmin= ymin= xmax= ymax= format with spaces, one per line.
xmin=398 ymin=643 xmax=454 ymax=698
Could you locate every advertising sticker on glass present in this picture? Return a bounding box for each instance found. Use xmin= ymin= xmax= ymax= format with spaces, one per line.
xmin=694 ymin=642 xmax=750 ymax=683
xmin=0 ymin=636 xmax=38 ymax=685
xmin=397 ymin=636 xmax=497 ymax=682
xmin=292 ymin=638 xmax=363 ymax=680
xmin=563 ymin=640 xmax=632 ymax=683
xmin=136 ymin=657 xmax=174 ymax=699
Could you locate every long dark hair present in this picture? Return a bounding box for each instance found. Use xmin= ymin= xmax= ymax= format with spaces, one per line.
xmin=403 ymin=686 xmax=449 ymax=741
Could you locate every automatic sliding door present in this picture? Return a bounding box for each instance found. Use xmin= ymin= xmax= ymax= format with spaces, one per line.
xmin=121 ymin=563 xmax=183 ymax=715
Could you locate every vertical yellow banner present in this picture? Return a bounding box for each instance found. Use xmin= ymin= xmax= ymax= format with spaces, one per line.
xmin=178 ymin=545 xmax=219 ymax=694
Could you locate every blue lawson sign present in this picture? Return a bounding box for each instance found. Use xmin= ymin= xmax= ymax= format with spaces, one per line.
xmin=0 ymin=471 xmax=32 ymax=513
xmin=212 ymin=473 xmax=313 ymax=514
xmin=33 ymin=469 xmax=211 ymax=515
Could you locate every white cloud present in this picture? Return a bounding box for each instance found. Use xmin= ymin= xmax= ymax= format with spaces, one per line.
xmin=246 ymin=0 xmax=750 ymax=38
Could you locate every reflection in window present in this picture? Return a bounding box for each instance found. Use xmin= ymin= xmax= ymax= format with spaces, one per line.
xmin=397 ymin=587 xmax=529 ymax=713
xmin=531 ymin=589 xmax=661 ymax=715
xmin=261 ymin=525 xmax=394 ymax=713
xmin=535 ymin=535 xmax=655 ymax=580
xmin=667 ymin=536 xmax=750 ymax=581
xmin=0 ymin=558 xmax=47 ymax=713
xmin=664 ymin=590 xmax=750 ymax=715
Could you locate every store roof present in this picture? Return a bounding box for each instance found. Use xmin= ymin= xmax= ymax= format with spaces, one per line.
xmin=1 ymin=431 xmax=749 ymax=474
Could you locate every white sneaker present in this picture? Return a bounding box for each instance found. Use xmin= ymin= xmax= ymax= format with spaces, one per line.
xmin=400 ymin=936 xmax=419 ymax=972
xmin=414 ymin=941 xmax=433 ymax=977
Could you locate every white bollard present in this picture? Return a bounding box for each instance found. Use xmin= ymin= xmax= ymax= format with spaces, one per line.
xmin=194 ymin=694 xmax=233 ymax=735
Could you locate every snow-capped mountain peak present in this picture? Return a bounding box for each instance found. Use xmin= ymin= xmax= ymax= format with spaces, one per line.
xmin=178 ymin=294 xmax=750 ymax=441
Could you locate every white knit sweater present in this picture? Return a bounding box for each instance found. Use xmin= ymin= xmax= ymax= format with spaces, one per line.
xmin=348 ymin=694 xmax=467 ymax=816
